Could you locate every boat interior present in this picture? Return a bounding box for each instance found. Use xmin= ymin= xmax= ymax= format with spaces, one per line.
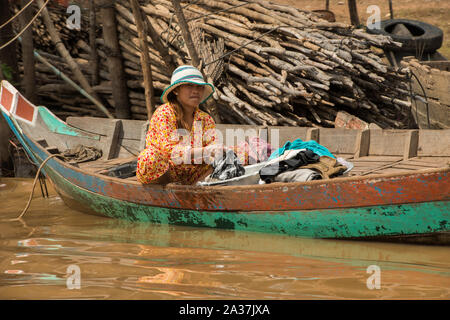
xmin=19 ymin=107 xmax=450 ymax=185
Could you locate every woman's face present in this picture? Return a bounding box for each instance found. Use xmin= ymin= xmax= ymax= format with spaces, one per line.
xmin=174 ymin=83 xmax=205 ymax=109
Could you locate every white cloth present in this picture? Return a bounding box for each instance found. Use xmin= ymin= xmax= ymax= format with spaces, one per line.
xmin=274 ymin=168 xmax=321 ymax=183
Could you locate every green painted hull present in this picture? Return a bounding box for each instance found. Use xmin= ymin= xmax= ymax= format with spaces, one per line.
xmin=46 ymin=158 xmax=449 ymax=242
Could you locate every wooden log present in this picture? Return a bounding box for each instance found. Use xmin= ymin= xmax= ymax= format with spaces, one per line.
xmin=98 ymin=0 xmax=130 ymax=119
xmin=89 ymin=0 xmax=99 ymax=85
xmin=171 ymin=0 xmax=200 ymax=67
xmin=19 ymin=0 xmax=37 ymax=103
xmin=130 ymin=0 xmax=155 ymax=119
xmin=348 ymin=0 xmax=360 ymax=26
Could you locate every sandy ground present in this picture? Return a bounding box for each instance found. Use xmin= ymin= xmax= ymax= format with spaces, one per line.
xmin=272 ymin=0 xmax=450 ymax=59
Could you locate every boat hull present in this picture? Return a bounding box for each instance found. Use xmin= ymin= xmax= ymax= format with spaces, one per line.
xmin=45 ymin=157 xmax=449 ymax=243
xmin=2 ymin=109 xmax=449 ymax=244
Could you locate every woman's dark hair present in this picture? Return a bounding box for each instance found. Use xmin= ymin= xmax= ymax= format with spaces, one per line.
xmin=167 ymin=91 xmax=177 ymax=103
xmin=166 ymin=89 xmax=188 ymax=130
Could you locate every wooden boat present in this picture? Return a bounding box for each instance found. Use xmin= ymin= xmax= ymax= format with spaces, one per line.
xmin=1 ymin=80 xmax=449 ymax=244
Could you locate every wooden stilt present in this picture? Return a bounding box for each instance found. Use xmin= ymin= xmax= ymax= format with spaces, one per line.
xmin=130 ymin=0 xmax=155 ymax=119
xmin=348 ymin=0 xmax=360 ymax=26
xmin=388 ymin=0 xmax=394 ymax=19
xmin=89 ymin=0 xmax=99 ymax=85
xmin=20 ymin=0 xmax=37 ymax=103
xmin=98 ymin=0 xmax=130 ymax=119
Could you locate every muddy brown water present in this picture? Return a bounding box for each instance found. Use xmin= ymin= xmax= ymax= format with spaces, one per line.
xmin=0 ymin=178 xmax=449 ymax=300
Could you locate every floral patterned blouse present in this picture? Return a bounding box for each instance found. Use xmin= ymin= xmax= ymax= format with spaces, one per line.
xmin=137 ymin=103 xmax=217 ymax=185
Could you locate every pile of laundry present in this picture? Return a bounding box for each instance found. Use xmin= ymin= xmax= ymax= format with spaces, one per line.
xmin=198 ymin=138 xmax=353 ymax=186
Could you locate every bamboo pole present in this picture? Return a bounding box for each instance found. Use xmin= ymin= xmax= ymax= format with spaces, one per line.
xmin=141 ymin=13 xmax=176 ymax=73
xmin=35 ymin=0 xmax=113 ymax=118
xmin=130 ymin=0 xmax=155 ymax=118
xmin=32 ymin=49 xmax=113 ymax=119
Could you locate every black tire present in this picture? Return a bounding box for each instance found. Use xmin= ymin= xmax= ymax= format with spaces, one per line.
xmin=366 ymin=19 xmax=443 ymax=53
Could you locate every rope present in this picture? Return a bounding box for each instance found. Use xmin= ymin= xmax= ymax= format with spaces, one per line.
xmin=0 ymin=0 xmax=51 ymax=51
xmin=0 ymin=0 xmax=35 ymax=30
xmin=407 ymin=70 xmax=430 ymax=129
xmin=3 ymin=154 xmax=62 ymax=222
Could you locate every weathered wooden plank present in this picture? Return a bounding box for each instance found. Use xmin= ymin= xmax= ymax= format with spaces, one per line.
xmin=102 ymin=119 xmax=122 ymax=160
xmin=139 ymin=120 xmax=150 ymax=151
xmin=66 ymin=116 xmax=146 ymax=140
xmin=403 ymin=130 xmax=419 ymax=160
xmin=306 ymin=128 xmax=319 ymax=142
xmin=267 ymin=126 xmax=310 ymax=148
xmin=376 ymin=168 xmax=416 ymax=175
xmin=368 ymin=130 xmax=408 ymax=156
xmin=393 ymin=164 xmax=439 ymax=170
xmin=418 ymin=130 xmax=450 ymax=156
xmin=351 ymin=155 xmax=403 ymax=162
xmin=319 ymin=128 xmax=359 ymax=155
xmin=360 ymin=159 xmax=404 ymax=175
xmin=354 ymin=129 xmax=370 ymax=158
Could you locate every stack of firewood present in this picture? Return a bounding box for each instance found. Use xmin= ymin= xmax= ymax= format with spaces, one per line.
xmin=112 ymin=0 xmax=413 ymax=127
xmin=31 ymin=3 xmax=90 ymax=57
xmin=17 ymin=0 xmax=414 ymax=128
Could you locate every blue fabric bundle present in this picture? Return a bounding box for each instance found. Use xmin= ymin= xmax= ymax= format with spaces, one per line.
xmin=268 ymin=139 xmax=336 ymax=160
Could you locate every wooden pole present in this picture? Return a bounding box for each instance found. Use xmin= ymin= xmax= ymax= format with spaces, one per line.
xmin=98 ymin=0 xmax=130 ymax=119
xmin=143 ymin=16 xmax=177 ymax=74
xmin=348 ymin=0 xmax=360 ymax=26
xmin=388 ymin=0 xmax=394 ymax=19
xmin=171 ymin=0 xmax=200 ymax=68
xmin=35 ymin=0 xmax=113 ymax=118
xmin=325 ymin=0 xmax=330 ymax=11
xmin=130 ymin=0 xmax=155 ymax=119
xmin=170 ymin=0 xmax=222 ymax=123
xmin=19 ymin=0 xmax=37 ymax=103
xmin=88 ymin=0 xmax=99 ymax=85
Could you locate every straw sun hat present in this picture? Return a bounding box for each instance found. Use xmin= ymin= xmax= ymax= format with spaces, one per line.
xmin=160 ymin=65 xmax=215 ymax=104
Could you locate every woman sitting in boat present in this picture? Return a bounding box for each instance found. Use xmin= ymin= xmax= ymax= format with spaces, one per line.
xmin=137 ymin=65 xmax=238 ymax=185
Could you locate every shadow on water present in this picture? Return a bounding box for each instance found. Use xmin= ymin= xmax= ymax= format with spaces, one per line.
xmin=0 ymin=178 xmax=449 ymax=299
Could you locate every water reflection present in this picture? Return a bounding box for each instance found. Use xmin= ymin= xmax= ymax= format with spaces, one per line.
xmin=0 ymin=178 xmax=449 ymax=299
